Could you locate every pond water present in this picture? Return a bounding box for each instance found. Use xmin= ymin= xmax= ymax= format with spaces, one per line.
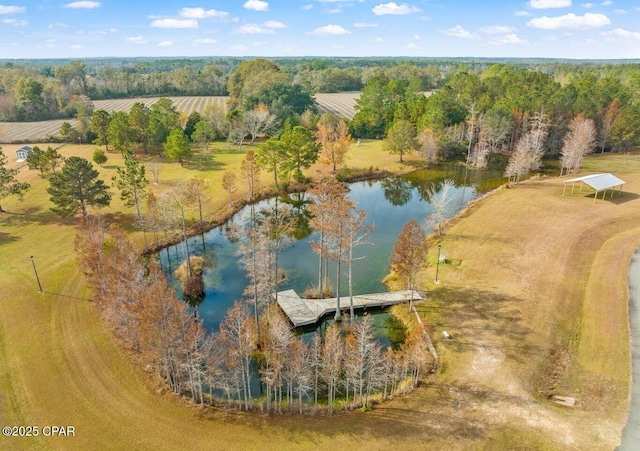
xmin=159 ymin=160 xmax=512 ymax=344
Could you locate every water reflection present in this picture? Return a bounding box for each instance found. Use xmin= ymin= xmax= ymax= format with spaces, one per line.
xmin=160 ymin=162 xmax=507 ymax=336
xmin=381 ymin=178 xmax=413 ymax=206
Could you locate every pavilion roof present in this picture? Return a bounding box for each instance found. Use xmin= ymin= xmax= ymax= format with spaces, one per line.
xmin=564 ymin=173 xmax=625 ymax=191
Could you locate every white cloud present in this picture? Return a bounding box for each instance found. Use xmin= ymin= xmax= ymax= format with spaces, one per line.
xmin=150 ymin=18 xmax=198 ymax=29
xmin=306 ymin=24 xmax=350 ymax=36
xmin=529 ymin=0 xmax=571 ymax=8
xmin=125 ymin=35 xmax=148 ymax=44
xmin=601 ymin=27 xmax=640 ymax=40
xmin=264 ymin=20 xmax=286 ymax=28
xmin=180 ymin=7 xmax=228 ymax=19
xmin=354 ymin=22 xmax=378 ymax=28
xmin=236 ymin=23 xmax=275 ymax=34
xmin=243 ymin=0 xmax=269 ymax=12
xmin=328 ymin=7 xmax=342 ymax=14
xmin=480 ymin=25 xmax=517 ymax=34
xmin=581 ymin=2 xmax=593 ymax=7
xmin=70 ymin=44 xmax=82 ymax=49
xmin=614 ymin=9 xmax=626 ymax=14
xmin=414 ymin=34 xmax=420 ymax=40
xmin=372 ymin=37 xmax=386 ymax=42
xmin=601 ymin=0 xmax=612 ymax=5
xmin=0 ymin=5 xmax=25 ymax=14
xmin=442 ymin=25 xmax=474 ymax=38
xmin=490 ymin=33 xmax=527 ymax=44
xmin=515 ymin=11 xmax=532 ymax=16
xmin=2 ymin=18 xmax=26 ymax=25
xmin=158 ymin=40 xmax=173 ymax=47
xmin=527 ymin=12 xmax=610 ymax=28
xmin=302 ymin=4 xmax=313 ymax=10
xmin=48 ymin=22 xmax=67 ymax=29
xmin=194 ymin=38 xmax=217 ymax=44
xmin=406 ymin=43 xmax=419 ymax=49
xmin=372 ymin=2 xmax=421 ymax=15
xmin=230 ymin=44 xmax=248 ymax=51
xmin=65 ymin=1 xmax=101 ymax=9
xmin=109 ymin=27 xmax=117 ymax=33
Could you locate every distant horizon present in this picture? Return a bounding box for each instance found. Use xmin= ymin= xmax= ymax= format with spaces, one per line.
xmin=2 ymin=55 xmax=640 ymax=63
xmin=1 ymin=1 xmax=639 ymax=60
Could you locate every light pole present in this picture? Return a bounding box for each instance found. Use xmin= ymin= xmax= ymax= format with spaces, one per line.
xmin=435 ymin=244 xmax=442 ymax=284
xmin=30 ymin=255 xmax=43 ymax=293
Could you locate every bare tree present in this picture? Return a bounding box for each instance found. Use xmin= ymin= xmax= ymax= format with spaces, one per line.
xmin=243 ymin=103 xmax=279 ymax=144
xmin=320 ymin=323 xmax=344 ymax=414
xmin=344 ymin=315 xmax=381 ymax=409
xmin=260 ymin=304 xmax=292 ymax=413
xmin=165 ymin=183 xmax=193 ymax=275
xmin=344 ymin=208 xmax=374 ymax=322
xmin=391 ymin=219 xmax=427 ymax=310
xmin=149 ymin=161 xmax=160 ymax=185
xmin=324 ymin=195 xmax=356 ymax=320
xmin=241 ymin=150 xmax=261 ymax=200
xmin=221 ymin=171 xmax=237 ymax=204
xmin=308 ymin=178 xmax=348 ymax=297
xmin=426 ymin=179 xmax=456 ymax=236
xmin=560 ymin=115 xmax=597 ymax=176
xmin=218 ymin=301 xmax=258 ymax=410
xmin=418 ymin=127 xmax=440 ymax=164
xmin=504 ymin=110 xmax=548 ymax=183
xmin=183 ymin=177 xmax=210 ymax=228
xmin=315 ymin=113 xmax=352 ymax=171
xmin=469 ymin=127 xmax=492 ymax=170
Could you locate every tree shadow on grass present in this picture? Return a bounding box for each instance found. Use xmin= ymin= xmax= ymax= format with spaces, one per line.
xmin=0 ymin=205 xmax=74 ymax=227
xmin=233 ymin=384 xmax=488 ymax=445
xmin=423 ymin=286 xmax=538 ymax=365
xmin=182 ymin=146 xmax=247 ymax=172
xmin=184 ymin=157 xmax=227 ymax=172
xmin=0 ymin=231 xmax=19 ymax=245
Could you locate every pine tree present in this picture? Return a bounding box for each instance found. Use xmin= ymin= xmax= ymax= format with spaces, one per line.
xmin=47 ymin=156 xmax=111 ymax=222
xmin=112 ymin=149 xmax=148 ymax=220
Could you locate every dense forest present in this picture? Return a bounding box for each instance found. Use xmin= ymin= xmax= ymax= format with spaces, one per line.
xmin=2 ymin=57 xmax=640 ymax=166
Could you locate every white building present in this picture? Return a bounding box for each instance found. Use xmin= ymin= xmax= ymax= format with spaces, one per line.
xmin=15 ymin=146 xmax=32 ymax=162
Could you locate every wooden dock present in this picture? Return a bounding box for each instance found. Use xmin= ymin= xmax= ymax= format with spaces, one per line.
xmin=276 ymin=289 xmax=423 ymax=327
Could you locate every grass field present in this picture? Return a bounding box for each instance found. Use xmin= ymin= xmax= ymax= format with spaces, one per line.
xmin=0 ymin=144 xmax=638 ymax=450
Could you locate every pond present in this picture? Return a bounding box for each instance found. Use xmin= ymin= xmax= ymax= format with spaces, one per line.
xmin=159 ymin=160 xmax=512 ymax=344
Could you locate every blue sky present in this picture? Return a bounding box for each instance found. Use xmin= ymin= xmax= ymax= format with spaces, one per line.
xmin=1 ymin=0 xmax=639 ymax=59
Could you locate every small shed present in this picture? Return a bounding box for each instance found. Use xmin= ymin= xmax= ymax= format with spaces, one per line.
xmin=563 ymin=173 xmax=625 ymax=202
xmin=15 ymin=146 xmax=32 ymax=162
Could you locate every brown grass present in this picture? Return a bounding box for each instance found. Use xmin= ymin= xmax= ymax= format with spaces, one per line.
xmin=0 ymin=146 xmax=638 ymax=450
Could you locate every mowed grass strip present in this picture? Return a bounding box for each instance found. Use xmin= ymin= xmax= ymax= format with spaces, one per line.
xmin=1 ymin=144 xmax=638 ymax=450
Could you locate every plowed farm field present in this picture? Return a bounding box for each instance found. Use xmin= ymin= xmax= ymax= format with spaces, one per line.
xmin=0 ymin=93 xmax=360 ymax=143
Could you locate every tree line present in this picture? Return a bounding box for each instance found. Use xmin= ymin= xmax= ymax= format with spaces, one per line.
xmin=350 ymin=62 xmax=640 ymax=175
xmin=74 ymin=177 xmax=433 ymax=413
